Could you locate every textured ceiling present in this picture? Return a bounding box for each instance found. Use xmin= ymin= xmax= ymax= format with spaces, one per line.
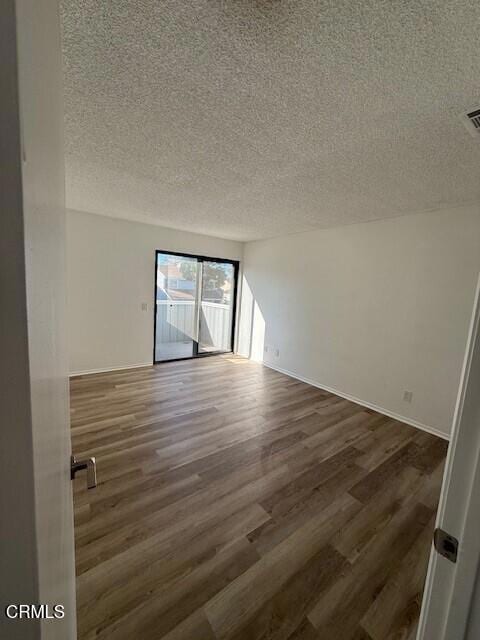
xmin=61 ymin=0 xmax=480 ymax=241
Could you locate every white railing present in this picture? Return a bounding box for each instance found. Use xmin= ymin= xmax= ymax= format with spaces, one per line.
xmin=199 ymin=301 xmax=231 ymax=351
xmin=156 ymin=300 xmax=232 ymax=351
xmin=156 ymin=300 xmax=195 ymax=343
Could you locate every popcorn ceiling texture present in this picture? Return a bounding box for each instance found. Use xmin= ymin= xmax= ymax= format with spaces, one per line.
xmin=61 ymin=0 xmax=480 ymax=241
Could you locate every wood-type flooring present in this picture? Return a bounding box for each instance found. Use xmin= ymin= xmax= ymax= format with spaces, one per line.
xmin=71 ymin=355 xmax=447 ymax=640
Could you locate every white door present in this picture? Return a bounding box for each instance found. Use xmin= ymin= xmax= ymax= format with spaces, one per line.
xmin=418 ymin=274 xmax=480 ymax=640
xmin=0 ymin=1 xmax=76 ymax=639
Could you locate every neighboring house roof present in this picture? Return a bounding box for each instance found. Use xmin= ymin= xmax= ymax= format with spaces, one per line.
xmin=156 ymin=287 xmax=169 ymax=301
xmin=169 ymin=289 xmax=195 ymax=300
xmin=156 ymin=287 xmax=195 ymax=301
xmin=158 ymin=262 xmax=183 ymax=279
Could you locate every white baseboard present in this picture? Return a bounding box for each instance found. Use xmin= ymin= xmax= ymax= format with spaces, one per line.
xmin=69 ymin=362 xmax=152 ymax=377
xmin=263 ymin=361 xmax=450 ymax=442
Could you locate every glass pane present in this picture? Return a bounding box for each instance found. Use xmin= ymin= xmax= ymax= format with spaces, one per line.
xmin=155 ymin=253 xmax=198 ymax=361
xmin=198 ymin=261 xmax=235 ymax=354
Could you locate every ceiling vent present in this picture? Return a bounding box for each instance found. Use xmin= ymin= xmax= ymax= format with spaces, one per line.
xmin=460 ymin=107 xmax=480 ymax=139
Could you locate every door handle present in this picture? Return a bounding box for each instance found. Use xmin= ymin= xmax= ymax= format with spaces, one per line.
xmin=70 ymin=455 xmax=97 ymax=489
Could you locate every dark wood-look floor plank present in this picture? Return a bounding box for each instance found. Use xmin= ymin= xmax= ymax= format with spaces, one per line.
xmin=71 ymin=355 xmax=447 ymax=640
xmin=226 ymin=544 xmax=347 ymax=640
xmin=77 ymin=503 xmax=268 ymax=637
xmin=151 ymin=609 xmax=216 ymax=640
xmin=361 ymin=512 xmax=435 ymax=640
xmin=96 ymin=537 xmax=261 ymax=640
xmin=348 ymin=441 xmax=420 ymax=504
xmin=204 ymin=493 xmax=361 ymax=640
xmin=334 ymin=465 xmax=423 ymax=563
xmin=307 ymin=502 xmax=433 ymax=638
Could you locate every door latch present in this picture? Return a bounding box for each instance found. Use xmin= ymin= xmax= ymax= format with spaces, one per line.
xmin=434 ymin=528 xmax=458 ymax=563
xmin=71 ymin=455 xmax=97 ymax=489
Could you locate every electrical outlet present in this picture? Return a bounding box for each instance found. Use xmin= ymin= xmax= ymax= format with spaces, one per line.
xmin=141 ymin=303 xmax=148 ymax=311
xmin=403 ymin=390 xmax=413 ymax=403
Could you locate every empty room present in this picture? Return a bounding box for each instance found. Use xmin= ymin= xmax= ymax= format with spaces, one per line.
xmin=2 ymin=2 xmax=480 ymax=640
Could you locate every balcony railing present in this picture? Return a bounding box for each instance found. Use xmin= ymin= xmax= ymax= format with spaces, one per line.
xmin=155 ymin=300 xmax=232 ymax=355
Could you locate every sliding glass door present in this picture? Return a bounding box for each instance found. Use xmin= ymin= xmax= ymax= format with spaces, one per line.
xmin=198 ymin=261 xmax=236 ymax=354
xmin=154 ymin=252 xmax=199 ymax=361
xmin=154 ymin=251 xmax=238 ymax=363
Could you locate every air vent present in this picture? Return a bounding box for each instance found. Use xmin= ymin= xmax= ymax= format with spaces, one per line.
xmin=460 ymin=106 xmax=480 ymax=139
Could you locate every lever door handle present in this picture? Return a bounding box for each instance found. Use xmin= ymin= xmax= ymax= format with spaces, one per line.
xmin=71 ymin=455 xmax=97 ymax=489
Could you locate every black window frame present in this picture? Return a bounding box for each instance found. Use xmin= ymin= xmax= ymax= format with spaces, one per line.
xmin=153 ymin=249 xmax=240 ymax=364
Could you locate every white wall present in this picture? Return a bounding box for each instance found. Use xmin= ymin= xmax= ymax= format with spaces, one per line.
xmin=67 ymin=209 xmax=243 ymax=374
xmin=0 ymin=3 xmax=39 ymax=636
xmin=239 ymin=205 xmax=480 ymax=437
xmin=1 ymin=0 xmax=76 ymax=638
xmin=467 ymin=561 xmax=480 ymax=640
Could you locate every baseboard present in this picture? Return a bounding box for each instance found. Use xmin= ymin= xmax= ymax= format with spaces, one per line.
xmin=263 ymin=361 xmax=450 ymax=441
xmin=69 ymin=362 xmax=153 ymax=377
